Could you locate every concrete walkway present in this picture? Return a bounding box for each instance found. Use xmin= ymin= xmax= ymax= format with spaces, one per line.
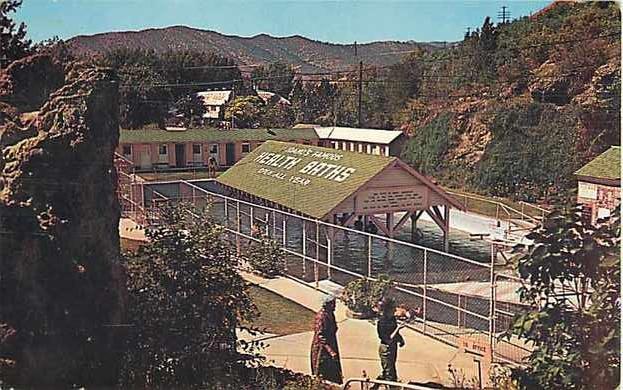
xmin=241 ymin=271 xmax=482 ymax=387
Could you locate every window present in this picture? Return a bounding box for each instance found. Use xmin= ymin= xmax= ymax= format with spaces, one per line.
xmin=122 ymin=144 xmax=132 ymax=157
xmin=241 ymin=143 xmax=251 ymax=153
xmin=209 ymin=144 xmax=218 ymax=154
xmin=192 ymin=144 xmax=202 ymax=163
xmin=158 ymin=144 xmax=168 ymax=163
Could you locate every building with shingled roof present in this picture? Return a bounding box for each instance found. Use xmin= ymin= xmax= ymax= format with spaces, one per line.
xmin=574 ymin=146 xmax=620 ymax=224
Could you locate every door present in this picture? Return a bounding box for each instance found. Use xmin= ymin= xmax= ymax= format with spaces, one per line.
xmin=175 ymin=144 xmax=186 ymax=168
xmin=139 ymin=146 xmax=151 ymax=169
xmin=226 ymin=143 xmax=235 ymax=166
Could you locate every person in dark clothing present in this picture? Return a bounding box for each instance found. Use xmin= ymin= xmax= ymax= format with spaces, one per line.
xmin=366 ymin=220 xmax=378 ymax=235
xmin=310 ymin=295 xmax=343 ymax=384
xmin=354 ymin=216 xmax=364 ymax=231
xmin=372 ymin=297 xmax=404 ymax=388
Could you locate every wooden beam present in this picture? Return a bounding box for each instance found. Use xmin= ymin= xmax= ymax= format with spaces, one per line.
xmin=394 ymin=211 xmax=414 ymax=232
xmin=426 ymin=208 xmax=447 ymax=236
xmin=370 ymin=215 xmax=391 ymax=236
xmin=386 ymin=212 xmax=395 ymax=237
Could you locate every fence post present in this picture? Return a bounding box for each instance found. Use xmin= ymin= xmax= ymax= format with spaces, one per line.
xmin=327 ymin=236 xmax=332 ymax=281
xmin=367 ymin=235 xmax=372 ymax=278
xmin=489 ymin=243 xmax=496 ymax=359
xmin=457 ymin=294 xmax=462 ymax=328
xmin=272 ymin=210 xmax=276 ymax=238
xmin=250 ymin=206 xmax=254 ymax=233
xmin=302 ymin=220 xmax=307 ymax=276
xmin=282 ymin=217 xmax=288 ymax=272
xmin=315 ymin=222 xmax=320 ymax=289
xmin=423 ymin=249 xmax=427 ymax=333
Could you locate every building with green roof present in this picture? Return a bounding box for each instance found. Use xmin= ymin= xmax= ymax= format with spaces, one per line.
xmin=574 ymin=146 xmax=621 ymax=224
xmin=117 ymin=127 xmax=319 ymax=169
xmin=215 ymin=140 xmax=464 ymax=250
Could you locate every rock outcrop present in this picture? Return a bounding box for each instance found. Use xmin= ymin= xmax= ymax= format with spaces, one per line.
xmin=0 ymin=54 xmax=122 ymax=386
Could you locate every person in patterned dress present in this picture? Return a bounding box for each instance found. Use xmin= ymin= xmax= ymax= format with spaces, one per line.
xmin=310 ymin=295 xmax=343 ymax=384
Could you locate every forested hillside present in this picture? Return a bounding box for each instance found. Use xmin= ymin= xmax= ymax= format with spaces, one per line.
xmin=380 ymin=2 xmax=620 ymax=202
xmin=78 ymin=2 xmax=620 ymax=204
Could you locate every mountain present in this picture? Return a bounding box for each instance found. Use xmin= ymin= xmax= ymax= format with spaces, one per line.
xmin=66 ymin=26 xmax=442 ymax=72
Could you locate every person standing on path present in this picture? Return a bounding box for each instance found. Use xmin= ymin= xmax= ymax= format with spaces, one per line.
xmin=310 ymin=295 xmax=343 ymax=384
xmin=373 ymin=297 xmax=405 ymax=387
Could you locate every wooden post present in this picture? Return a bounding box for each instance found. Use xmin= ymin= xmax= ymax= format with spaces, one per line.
xmin=444 ymin=206 xmax=450 ymax=252
xmin=386 ymin=212 xmax=394 ymax=237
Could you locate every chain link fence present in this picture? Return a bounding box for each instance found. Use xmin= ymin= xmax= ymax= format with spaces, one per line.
xmin=120 ymin=178 xmax=532 ymax=365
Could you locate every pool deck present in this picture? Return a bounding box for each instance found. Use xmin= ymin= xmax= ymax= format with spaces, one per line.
xmin=240 ymin=271 xmax=485 ymax=387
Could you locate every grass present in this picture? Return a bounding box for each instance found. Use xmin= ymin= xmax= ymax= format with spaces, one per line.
xmin=248 ymin=285 xmax=315 ymax=336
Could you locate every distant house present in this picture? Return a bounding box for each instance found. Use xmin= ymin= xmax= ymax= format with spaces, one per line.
xmin=117 ymin=127 xmax=319 ymax=170
xmin=313 ymin=126 xmax=406 ymax=157
xmin=574 ymin=146 xmax=620 ymax=224
xmin=197 ymin=90 xmax=233 ymax=120
xmin=256 ymin=89 xmax=291 ymax=106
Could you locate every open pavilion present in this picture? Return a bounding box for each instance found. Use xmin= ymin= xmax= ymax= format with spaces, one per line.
xmin=215 ymin=140 xmax=464 ymax=250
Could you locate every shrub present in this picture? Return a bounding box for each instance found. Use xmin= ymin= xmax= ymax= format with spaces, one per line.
xmin=340 ymin=275 xmax=392 ymax=315
xmin=245 ymin=237 xmax=286 ymax=277
xmin=401 ymin=112 xmax=454 ymax=175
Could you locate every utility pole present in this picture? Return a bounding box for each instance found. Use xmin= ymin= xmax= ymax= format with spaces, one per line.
xmin=358 ymin=60 xmax=363 ymax=128
xmin=498 ymin=6 xmax=510 ymax=24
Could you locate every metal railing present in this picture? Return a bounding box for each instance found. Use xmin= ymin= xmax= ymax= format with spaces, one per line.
xmin=446 ymin=190 xmax=548 ymax=233
xmin=342 ymin=377 xmax=439 ymax=390
xmin=118 ymin=177 xmax=532 ymax=366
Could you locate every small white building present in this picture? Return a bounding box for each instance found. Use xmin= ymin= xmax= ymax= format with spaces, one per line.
xmin=197 ymin=90 xmax=233 ymax=120
xmin=256 ymin=89 xmax=291 ymax=106
xmin=314 ymin=126 xmax=406 ymax=157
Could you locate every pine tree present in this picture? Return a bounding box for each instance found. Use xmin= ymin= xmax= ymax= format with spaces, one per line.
xmin=0 ymin=0 xmax=32 ymax=65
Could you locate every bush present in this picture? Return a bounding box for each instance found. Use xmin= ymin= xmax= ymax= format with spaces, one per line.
xmin=245 ymin=237 xmax=286 ymax=277
xmin=340 ymin=275 xmax=392 ymax=315
xmin=401 ymin=112 xmax=454 ymax=175
xmin=120 ymin=204 xmax=260 ymax=388
xmin=473 ymin=102 xmax=579 ymax=201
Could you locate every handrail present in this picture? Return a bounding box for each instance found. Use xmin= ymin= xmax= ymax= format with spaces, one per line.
xmin=177 ymin=180 xmax=492 ymax=268
xmin=445 ymin=190 xmax=546 ymax=226
xmin=342 ymin=377 xmax=440 ymax=390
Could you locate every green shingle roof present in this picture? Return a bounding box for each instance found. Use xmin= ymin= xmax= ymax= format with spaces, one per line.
xmin=119 ymin=128 xmax=319 ymax=144
xmin=575 ymin=146 xmax=621 ymax=181
xmin=216 ymin=141 xmax=395 ymax=219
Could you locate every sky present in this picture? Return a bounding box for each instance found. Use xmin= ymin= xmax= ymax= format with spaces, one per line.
xmin=16 ymin=0 xmax=551 ymax=44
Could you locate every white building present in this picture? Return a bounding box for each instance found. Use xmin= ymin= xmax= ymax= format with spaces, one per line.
xmin=313 ymin=126 xmax=406 ymax=157
xmin=197 ymin=90 xmax=233 ymax=120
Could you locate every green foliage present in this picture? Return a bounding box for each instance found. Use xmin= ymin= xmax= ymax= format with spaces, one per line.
xmin=474 ymin=102 xmax=579 ymax=202
xmin=245 ymin=237 xmax=286 ymax=278
xmin=251 ymin=62 xmax=296 ymax=98
xmin=117 ymin=63 xmax=169 ymax=129
xmin=401 ymin=112 xmax=453 ymax=175
xmin=100 ymin=48 xmax=241 ymax=128
xmin=291 ymin=80 xmax=338 ymax=125
xmin=225 ymin=96 xmax=264 ymax=128
xmin=171 ymin=93 xmax=206 ymax=127
xmin=340 ymin=275 xmax=392 ymax=314
xmin=0 ymin=0 xmax=32 ymax=64
xmin=120 ymin=203 xmax=260 ymax=388
xmin=507 ymin=207 xmax=620 ymax=389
